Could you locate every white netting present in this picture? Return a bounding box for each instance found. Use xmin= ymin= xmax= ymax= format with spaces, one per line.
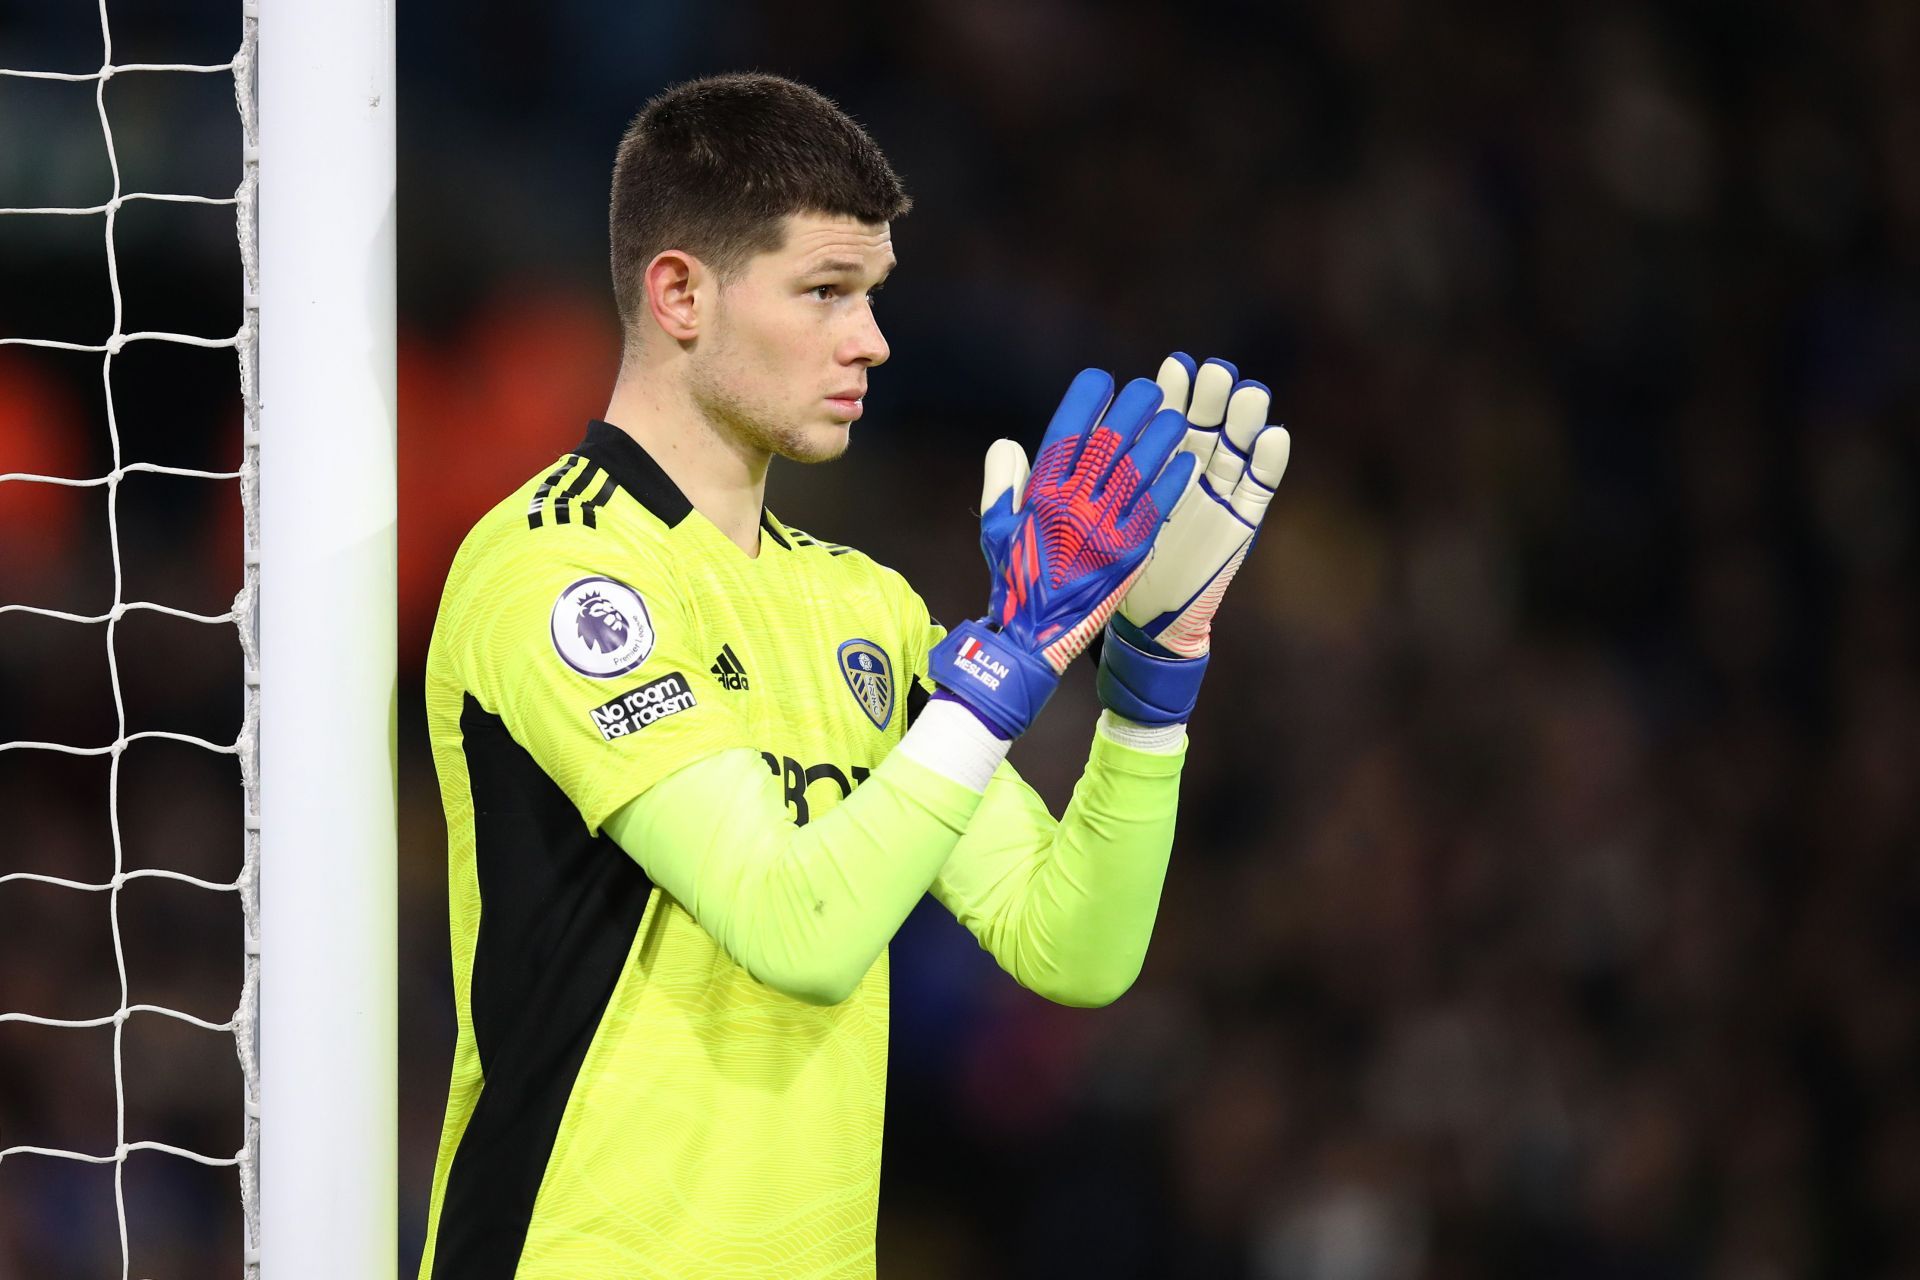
xmin=0 ymin=2 xmax=261 ymax=1276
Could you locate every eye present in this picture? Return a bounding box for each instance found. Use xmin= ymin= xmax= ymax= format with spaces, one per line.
xmin=810 ymin=284 xmax=838 ymax=301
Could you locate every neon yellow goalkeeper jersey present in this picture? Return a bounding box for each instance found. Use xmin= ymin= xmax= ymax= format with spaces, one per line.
xmin=419 ymin=420 xmax=939 ymax=1279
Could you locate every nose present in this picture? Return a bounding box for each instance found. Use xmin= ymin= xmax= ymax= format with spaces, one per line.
xmin=843 ymin=305 xmax=889 ymax=369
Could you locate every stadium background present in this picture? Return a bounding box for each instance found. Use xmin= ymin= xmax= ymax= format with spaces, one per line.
xmin=2 ymin=0 xmax=1917 ymax=1275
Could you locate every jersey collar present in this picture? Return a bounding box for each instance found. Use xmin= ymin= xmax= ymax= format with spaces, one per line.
xmin=574 ymin=419 xmax=693 ymax=528
xmin=576 ymin=420 xmax=791 ymax=551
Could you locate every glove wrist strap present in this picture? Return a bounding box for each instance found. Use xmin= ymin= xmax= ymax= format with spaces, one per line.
xmin=1097 ymin=619 xmax=1209 ymax=725
xmin=928 ymin=619 xmax=1062 ymax=740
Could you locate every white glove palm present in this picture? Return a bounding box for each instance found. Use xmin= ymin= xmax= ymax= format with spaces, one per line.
xmin=1117 ymin=354 xmax=1291 ymax=657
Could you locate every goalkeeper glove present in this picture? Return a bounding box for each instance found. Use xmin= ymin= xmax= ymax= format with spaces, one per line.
xmin=930 ymin=369 xmax=1196 ymax=740
xmin=1096 ymin=353 xmax=1291 ymax=725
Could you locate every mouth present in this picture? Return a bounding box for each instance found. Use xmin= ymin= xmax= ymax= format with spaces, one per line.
xmin=825 ymin=392 xmax=865 ymax=422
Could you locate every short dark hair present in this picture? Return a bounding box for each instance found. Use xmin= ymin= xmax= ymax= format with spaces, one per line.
xmin=609 ymin=73 xmax=911 ymax=332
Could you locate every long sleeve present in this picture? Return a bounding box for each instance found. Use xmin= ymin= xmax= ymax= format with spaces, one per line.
xmin=930 ymin=716 xmax=1185 ymax=1007
xmin=601 ymin=701 xmax=1000 ymax=1007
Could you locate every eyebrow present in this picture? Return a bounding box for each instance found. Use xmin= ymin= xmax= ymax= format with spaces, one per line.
xmin=802 ymin=258 xmax=896 ymax=277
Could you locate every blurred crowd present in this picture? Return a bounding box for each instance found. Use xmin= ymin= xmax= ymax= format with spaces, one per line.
xmin=5 ymin=0 xmax=1919 ymax=1276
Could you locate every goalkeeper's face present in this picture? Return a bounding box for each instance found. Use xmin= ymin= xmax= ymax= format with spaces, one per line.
xmin=690 ymin=213 xmax=894 ymax=464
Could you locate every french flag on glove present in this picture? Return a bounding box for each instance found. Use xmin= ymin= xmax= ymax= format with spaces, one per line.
xmin=932 ymin=620 xmax=1054 ymax=740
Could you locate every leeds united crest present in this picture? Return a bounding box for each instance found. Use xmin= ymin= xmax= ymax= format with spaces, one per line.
xmin=837 ymin=638 xmax=894 ymax=731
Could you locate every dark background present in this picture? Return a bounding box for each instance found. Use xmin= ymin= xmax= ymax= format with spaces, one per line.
xmin=3 ymin=0 xmax=1918 ymax=1276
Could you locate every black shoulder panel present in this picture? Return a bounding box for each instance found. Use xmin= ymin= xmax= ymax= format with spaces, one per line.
xmin=430 ymin=695 xmax=655 ymax=1278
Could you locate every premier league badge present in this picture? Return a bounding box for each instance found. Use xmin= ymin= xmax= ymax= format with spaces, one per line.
xmin=838 ymin=638 xmax=894 ymax=731
xmin=551 ymin=575 xmax=656 ymax=678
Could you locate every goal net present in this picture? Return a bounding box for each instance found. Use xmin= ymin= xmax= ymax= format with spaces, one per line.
xmin=0 ymin=2 xmax=393 ymax=1275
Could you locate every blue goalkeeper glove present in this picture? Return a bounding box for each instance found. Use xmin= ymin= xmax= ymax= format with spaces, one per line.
xmin=929 ymin=369 xmax=1196 ymax=740
xmin=1096 ymin=353 xmax=1292 ymax=725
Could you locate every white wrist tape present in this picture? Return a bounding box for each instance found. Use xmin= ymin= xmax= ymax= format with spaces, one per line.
xmin=895 ymin=697 xmax=1011 ymax=793
xmin=1097 ymin=708 xmax=1186 ymax=754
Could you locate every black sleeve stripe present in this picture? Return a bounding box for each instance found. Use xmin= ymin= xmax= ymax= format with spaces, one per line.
xmin=578 ymin=471 xmax=619 ymax=529
xmin=525 ymin=456 xmax=582 ymax=531
xmin=551 ymin=461 xmax=604 ymax=527
xmin=780 ymin=524 xmax=850 ymax=555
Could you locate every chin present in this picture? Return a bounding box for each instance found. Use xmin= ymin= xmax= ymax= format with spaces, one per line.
xmin=776 ymin=423 xmax=851 ymax=465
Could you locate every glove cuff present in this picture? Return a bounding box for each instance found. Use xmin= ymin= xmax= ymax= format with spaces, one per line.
xmin=1097 ymin=618 xmax=1209 ymax=725
xmin=928 ymin=619 xmax=1061 ymax=740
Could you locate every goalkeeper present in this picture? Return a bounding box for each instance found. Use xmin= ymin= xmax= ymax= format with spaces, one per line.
xmin=417 ymin=73 xmax=1291 ymax=1280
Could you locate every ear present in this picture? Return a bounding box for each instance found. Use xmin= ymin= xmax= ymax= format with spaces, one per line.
xmin=643 ymin=249 xmax=706 ymax=342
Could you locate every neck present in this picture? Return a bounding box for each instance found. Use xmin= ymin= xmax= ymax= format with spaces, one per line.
xmin=603 ymin=357 xmax=769 ymax=556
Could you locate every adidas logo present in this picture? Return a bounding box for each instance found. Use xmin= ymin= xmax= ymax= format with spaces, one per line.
xmin=710 ymin=643 xmax=750 ymax=691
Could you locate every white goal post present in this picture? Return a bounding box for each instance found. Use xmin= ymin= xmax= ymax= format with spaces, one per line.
xmin=0 ymin=0 xmax=394 ymax=1275
xmin=259 ymin=0 xmax=398 ymax=1276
